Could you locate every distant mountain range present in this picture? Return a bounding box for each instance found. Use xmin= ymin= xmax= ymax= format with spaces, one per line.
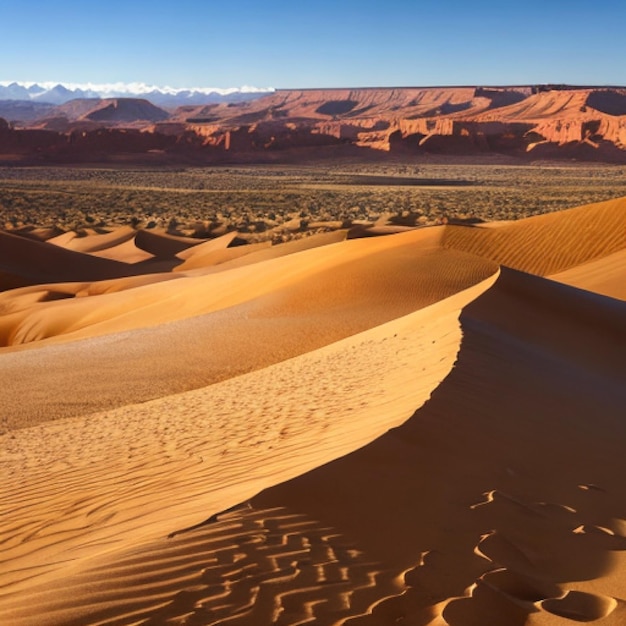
xmin=0 ymin=81 xmax=274 ymax=106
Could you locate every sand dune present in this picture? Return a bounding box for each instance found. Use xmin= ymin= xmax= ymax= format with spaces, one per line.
xmin=184 ymin=229 xmax=350 ymax=273
xmin=0 ymin=272 xmax=499 ymax=611
xmin=45 ymin=225 xmax=155 ymax=264
xmin=1 ymin=195 xmax=625 ymax=625
xmin=88 ymin=237 xmax=155 ymax=263
xmin=442 ymin=196 xmax=626 ymax=276
xmin=0 ymin=229 xmax=142 ymax=290
xmin=549 ymin=248 xmax=626 ymax=301
xmin=174 ymin=231 xmax=238 ymax=260
xmin=134 ymin=227 xmax=208 ymax=258
xmin=3 ymin=266 xmax=625 ymax=625
xmin=0 ymin=227 xmax=466 ymax=349
xmin=248 ymin=269 xmax=626 ymax=625
xmin=48 ymin=226 xmax=137 ymax=254
xmin=0 ymin=227 xmax=496 ymax=430
xmin=174 ymin=240 xmax=273 ymax=272
xmin=9 ymin=226 xmax=64 ymax=242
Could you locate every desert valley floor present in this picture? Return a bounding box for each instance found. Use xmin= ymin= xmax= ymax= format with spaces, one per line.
xmin=1 ymin=165 xmax=625 ymax=625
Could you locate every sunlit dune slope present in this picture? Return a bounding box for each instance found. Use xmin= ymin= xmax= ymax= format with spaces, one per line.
xmin=0 ymin=227 xmax=496 ymax=430
xmin=0 ymin=271 xmax=499 ymax=611
xmin=172 ymin=230 xmax=260 ymax=270
xmin=48 ymin=226 xmax=137 ymax=254
xmin=45 ymin=225 xmax=155 ymax=264
xmin=174 ymin=230 xmax=237 ymax=260
xmin=442 ymin=196 xmax=626 ymax=276
xmin=549 ymin=248 xmax=626 ymax=300
xmin=0 ymin=227 xmax=462 ymax=348
xmin=87 ymin=236 xmax=155 ymax=263
xmin=174 ymin=240 xmax=273 ymax=271
xmin=177 ymin=229 xmax=349 ymax=273
xmin=134 ymin=227 xmax=211 ymax=258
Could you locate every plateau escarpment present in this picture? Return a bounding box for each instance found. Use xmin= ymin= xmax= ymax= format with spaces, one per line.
xmin=2 ymin=86 xmax=626 ymax=163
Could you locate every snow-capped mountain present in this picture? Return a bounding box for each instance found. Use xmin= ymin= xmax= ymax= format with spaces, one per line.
xmin=0 ymin=81 xmax=275 ymax=106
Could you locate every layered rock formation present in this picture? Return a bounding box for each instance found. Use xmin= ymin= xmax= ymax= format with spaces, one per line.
xmin=2 ymin=86 xmax=626 ymax=162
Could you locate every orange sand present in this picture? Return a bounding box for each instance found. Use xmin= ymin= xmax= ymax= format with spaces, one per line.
xmin=1 ymin=196 xmax=625 ymax=625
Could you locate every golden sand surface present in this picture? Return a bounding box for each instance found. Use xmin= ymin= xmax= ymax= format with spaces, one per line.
xmin=549 ymin=248 xmax=626 ymax=300
xmin=1 ymin=196 xmax=625 ymax=625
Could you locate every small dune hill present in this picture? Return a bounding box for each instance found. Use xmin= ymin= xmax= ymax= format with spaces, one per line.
xmin=88 ymin=237 xmax=156 ymax=264
xmin=48 ymin=226 xmax=137 ymax=254
xmin=0 ymin=227 xmax=495 ymax=350
xmin=173 ymin=230 xmax=238 ymax=262
xmin=0 ymin=229 xmax=147 ymax=290
xmin=175 ymin=240 xmax=274 ymax=272
xmin=133 ymin=228 xmax=208 ymax=258
xmin=176 ymin=229 xmax=349 ymax=273
xmin=442 ymin=196 xmax=626 ymax=276
xmin=7 ymin=225 xmax=65 ymax=242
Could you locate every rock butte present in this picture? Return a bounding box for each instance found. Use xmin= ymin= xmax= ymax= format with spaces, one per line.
xmin=2 ymin=85 xmax=626 ymax=163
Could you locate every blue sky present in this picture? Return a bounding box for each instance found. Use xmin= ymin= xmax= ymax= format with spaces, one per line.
xmin=2 ymin=0 xmax=625 ymax=89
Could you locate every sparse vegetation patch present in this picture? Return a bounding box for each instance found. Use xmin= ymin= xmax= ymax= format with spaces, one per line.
xmin=1 ymin=162 xmax=624 ymax=239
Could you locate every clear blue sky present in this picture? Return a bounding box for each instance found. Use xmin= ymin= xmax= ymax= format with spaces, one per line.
xmin=2 ymin=0 xmax=625 ymax=89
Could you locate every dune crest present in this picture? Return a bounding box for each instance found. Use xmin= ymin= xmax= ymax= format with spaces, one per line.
xmin=442 ymin=196 xmax=626 ymax=276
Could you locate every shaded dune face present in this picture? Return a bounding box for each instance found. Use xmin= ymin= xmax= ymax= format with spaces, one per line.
xmin=1 ymin=196 xmax=626 ymax=625
xmin=0 ymin=229 xmax=140 ymax=289
xmin=249 ymin=269 xmax=626 ymax=625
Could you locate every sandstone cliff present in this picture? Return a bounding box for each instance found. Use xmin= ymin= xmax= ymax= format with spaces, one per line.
xmin=3 ymin=86 xmax=626 ymax=163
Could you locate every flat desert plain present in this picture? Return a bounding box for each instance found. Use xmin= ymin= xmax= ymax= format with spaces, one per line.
xmin=1 ymin=183 xmax=625 ymax=625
